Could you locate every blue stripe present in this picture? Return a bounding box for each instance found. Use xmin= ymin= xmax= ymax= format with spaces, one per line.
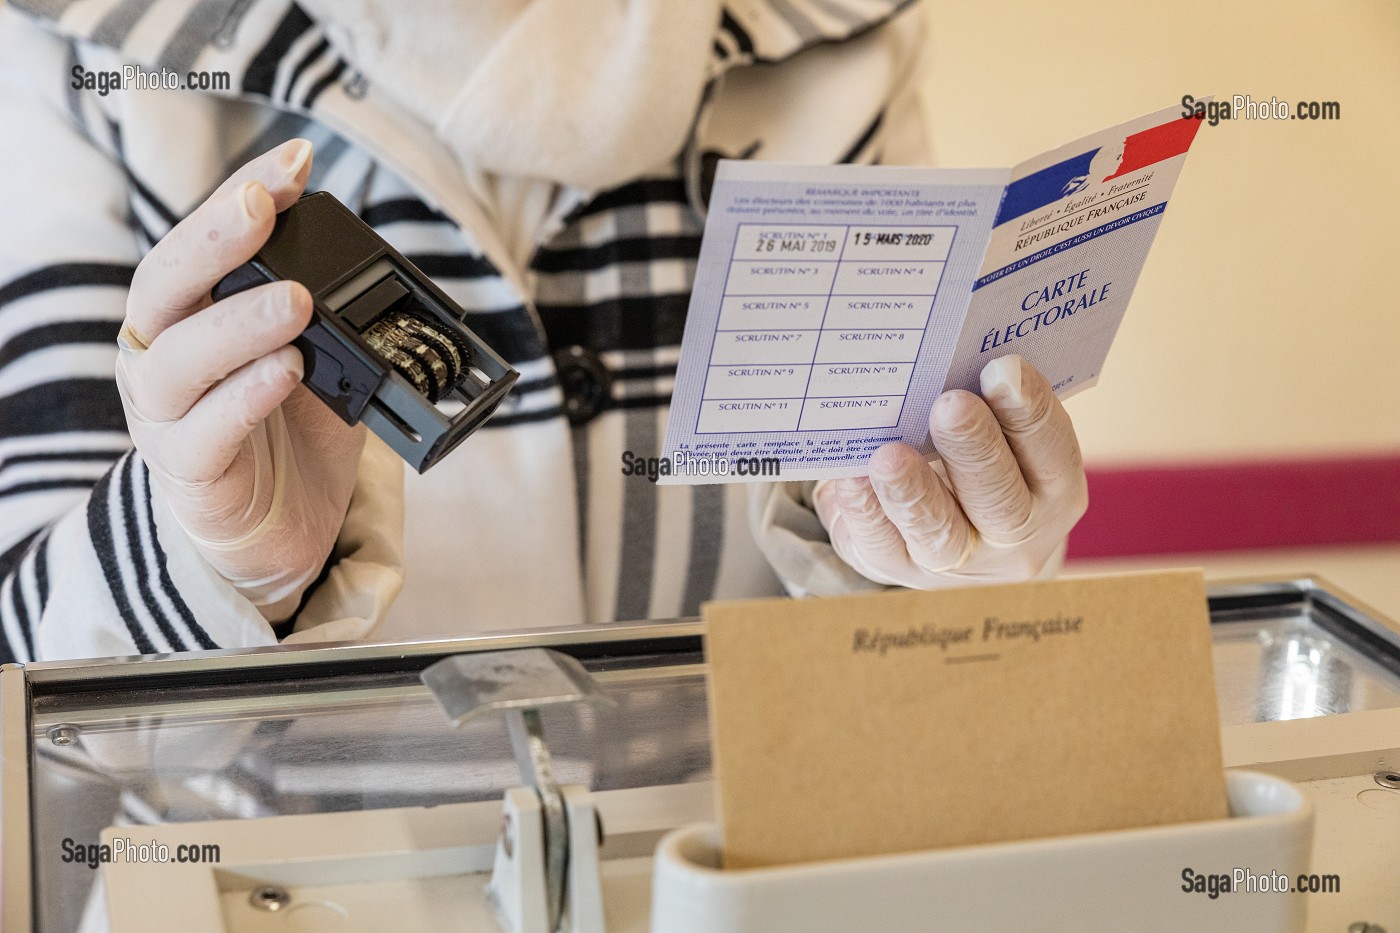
xmin=974 ymin=203 xmax=1167 ymax=291
xmin=994 ymin=150 xmax=1099 ymax=227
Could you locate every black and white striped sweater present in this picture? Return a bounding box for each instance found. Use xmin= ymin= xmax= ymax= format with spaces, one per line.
xmin=0 ymin=0 xmax=926 ymax=661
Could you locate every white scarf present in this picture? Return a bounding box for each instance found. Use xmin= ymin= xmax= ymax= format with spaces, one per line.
xmin=299 ymin=0 xmax=721 ymax=193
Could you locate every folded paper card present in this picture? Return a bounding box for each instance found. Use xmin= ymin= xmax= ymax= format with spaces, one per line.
xmin=704 ymin=569 xmax=1229 ymax=869
xmin=660 ymin=103 xmax=1205 ymax=483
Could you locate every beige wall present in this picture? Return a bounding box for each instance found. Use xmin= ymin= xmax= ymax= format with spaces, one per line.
xmin=920 ymin=0 xmax=1400 ymax=465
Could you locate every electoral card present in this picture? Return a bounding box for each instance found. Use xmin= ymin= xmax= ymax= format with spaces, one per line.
xmin=941 ymin=104 xmax=1204 ymax=399
xmin=658 ymin=104 xmax=1203 ymax=484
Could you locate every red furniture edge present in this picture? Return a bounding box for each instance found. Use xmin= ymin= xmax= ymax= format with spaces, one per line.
xmin=1067 ymin=452 xmax=1400 ymax=558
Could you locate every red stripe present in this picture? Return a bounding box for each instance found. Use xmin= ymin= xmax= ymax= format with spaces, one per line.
xmin=1067 ymin=453 xmax=1400 ymax=558
xmin=1102 ymin=117 xmax=1203 ymax=182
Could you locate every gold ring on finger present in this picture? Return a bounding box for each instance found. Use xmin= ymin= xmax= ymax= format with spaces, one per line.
xmin=117 ymin=320 xmax=150 ymax=355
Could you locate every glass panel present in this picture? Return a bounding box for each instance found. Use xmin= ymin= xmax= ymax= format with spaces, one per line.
xmin=1211 ymin=613 xmax=1400 ymax=725
xmin=29 ymin=657 xmax=708 ymax=933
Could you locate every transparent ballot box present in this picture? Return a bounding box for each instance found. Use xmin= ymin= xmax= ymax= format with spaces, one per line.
xmin=3 ymin=577 xmax=1399 ymax=932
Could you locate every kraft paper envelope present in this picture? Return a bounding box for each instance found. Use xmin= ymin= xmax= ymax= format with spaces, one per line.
xmin=703 ymin=569 xmax=1229 ymax=869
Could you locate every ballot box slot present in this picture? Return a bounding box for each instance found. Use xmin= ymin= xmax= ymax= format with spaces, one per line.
xmin=20 ymin=628 xmax=705 ymax=698
xmin=1305 ymin=595 xmax=1400 ymax=679
xmin=1206 ymin=588 xmax=1309 ymax=620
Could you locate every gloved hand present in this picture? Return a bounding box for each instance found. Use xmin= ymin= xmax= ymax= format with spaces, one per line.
xmin=115 ymin=140 xmax=366 ymax=621
xmin=812 ymin=355 xmax=1087 ymax=588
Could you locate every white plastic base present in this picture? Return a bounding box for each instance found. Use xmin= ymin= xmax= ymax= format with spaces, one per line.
xmin=488 ymin=785 xmax=607 ymax=933
xmin=650 ymin=771 xmax=1314 ymax=933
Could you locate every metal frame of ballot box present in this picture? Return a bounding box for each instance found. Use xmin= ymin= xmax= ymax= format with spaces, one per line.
xmin=2 ymin=576 xmax=1399 ymax=932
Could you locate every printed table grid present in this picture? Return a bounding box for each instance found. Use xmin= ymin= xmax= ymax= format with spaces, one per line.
xmin=697 ymin=222 xmax=953 ymax=435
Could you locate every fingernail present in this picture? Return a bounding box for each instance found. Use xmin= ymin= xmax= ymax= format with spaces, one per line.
xmin=872 ymin=459 xmax=919 ymax=502
xmin=931 ymin=390 xmax=975 ymax=431
xmin=836 ymin=477 xmax=882 ymax=517
xmin=869 ymin=450 xmax=901 ymax=483
xmin=979 ymin=355 xmax=1025 ymax=408
xmin=240 ymin=182 xmax=264 ymax=222
xmin=835 ymin=477 xmax=866 ymax=506
xmin=282 ymin=139 xmax=312 ymax=176
xmin=257 ymin=357 xmax=284 ymax=386
xmin=262 ymin=350 xmax=301 ymax=385
xmin=262 ymin=283 xmax=294 ymax=325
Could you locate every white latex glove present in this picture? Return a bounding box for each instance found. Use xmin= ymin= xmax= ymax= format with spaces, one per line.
xmin=813 ymin=355 xmax=1088 ymax=588
xmin=115 ymin=140 xmax=366 ymax=621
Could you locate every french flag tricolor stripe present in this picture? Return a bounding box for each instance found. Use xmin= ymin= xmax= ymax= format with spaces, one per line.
xmin=1102 ymin=117 xmax=1203 ymax=182
xmin=995 ymin=117 xmax=1203 ymax=228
